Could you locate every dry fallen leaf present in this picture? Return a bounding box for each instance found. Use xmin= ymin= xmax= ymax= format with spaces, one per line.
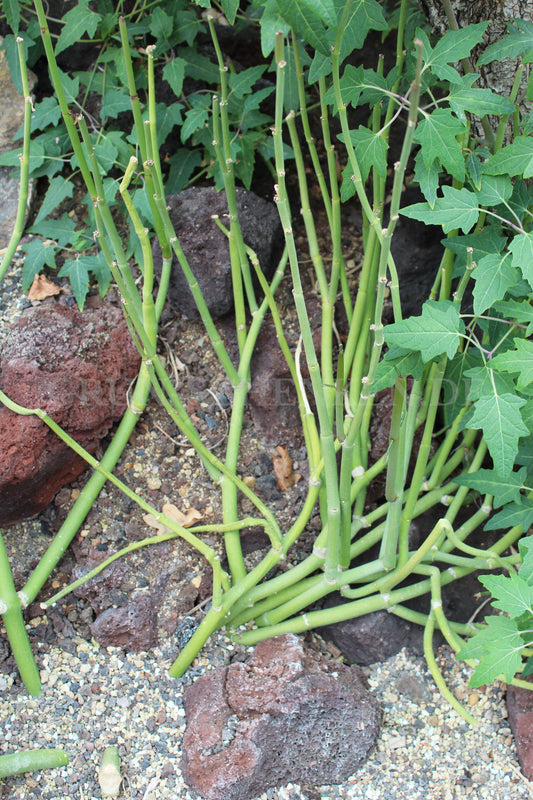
xmin=28 ymin=274 xmax=61 ymax=300
xmin=163 ymin=502 xmax=203 ymax=527
xmin=142 ymin=514 xmax=168 ymax=535
xmin=273 ymin=446 xmax=301 ymax=491
xmin=143 ymin=502 xmax=203 ymax=534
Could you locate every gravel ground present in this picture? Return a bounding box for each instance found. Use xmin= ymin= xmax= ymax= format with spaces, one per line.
xmin=0 ymin=255 xmax=32 ymax=335
xmin=1 ymin=629 xmax=532 ymax=800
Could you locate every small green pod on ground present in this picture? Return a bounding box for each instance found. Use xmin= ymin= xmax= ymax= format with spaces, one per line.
xmin=0 ymin=748 xmax=69 ymax=778
xmin=98 ymin=745 xmax=122 ymax=796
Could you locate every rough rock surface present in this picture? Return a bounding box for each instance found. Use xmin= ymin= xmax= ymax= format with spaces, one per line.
xmin=248 ymin=317 xmax=303 ymax=446
xmin=89 ymin=592 xmax=158 ymax=651
xmin=319 ymin=609 xmax=426 ymax=667
xmin=69 ymin=530 xmax=204 ymax=651
xmin=0 ymin=299 xmax=140 ymax=525
xmin=506 ymin=678 xmax=533 ymax=781
xmin=153 ymin=187 xmax=283 ymax=319
xmin=181 ymin=633 xmax=382 ymax=800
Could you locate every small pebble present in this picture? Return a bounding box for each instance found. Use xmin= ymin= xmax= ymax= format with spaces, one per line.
xmin=395 ymin=672 xmax=431 ymax=703
xmin=472 ymin=771 xmax=490 ymax=785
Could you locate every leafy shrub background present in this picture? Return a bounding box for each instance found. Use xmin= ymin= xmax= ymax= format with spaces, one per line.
xmin=0 ymin=0 xmax=284 ymax=305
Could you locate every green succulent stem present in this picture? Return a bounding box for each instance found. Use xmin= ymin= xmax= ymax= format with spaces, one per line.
xmin=0 ymin=534 xmax=41 ymax=696
xmin=0 ymin=2 xmax=527 ymax=714
xmin=0 ymin=749 xmax=69 ymax=778
xmin=0 ymin=38 xmax=32 ymax=284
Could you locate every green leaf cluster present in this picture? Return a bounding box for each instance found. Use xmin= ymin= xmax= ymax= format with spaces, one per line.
xmin=363 ymin=21 xmax=533 ymax=503
xmin=458 ymin=536 xmax=533 ymax=687
xmin=0 ymin=0 xmax=283 ymax=299
xmin=21 ymin=213 xmax=112 ymax=309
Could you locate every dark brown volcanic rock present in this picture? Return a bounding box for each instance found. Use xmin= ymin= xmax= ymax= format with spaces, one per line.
xmin=181 ymin=634 xmax=382 ymax=800
xmin=154 ymin=187 xmax=283 ymax=319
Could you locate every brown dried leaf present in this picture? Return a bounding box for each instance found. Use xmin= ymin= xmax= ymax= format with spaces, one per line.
xmin=143 ymin=503 xmax=203 ymax=534
xmin=163 ymin=502 xmax=203 ymax=528
xmin=273 ymin=446 xmax=301 ymax=491
xmin=142 ymin=513 xmax=168 ymax=535
xmin=27 ymin=274 xmax=61 ymax=300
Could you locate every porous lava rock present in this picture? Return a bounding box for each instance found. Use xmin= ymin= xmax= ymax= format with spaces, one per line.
xmin=153 ymin=186 xmax=283 ymax=319
xmin=89 ymin=592 xmax=158 ymax=652
xmin=506 ymin=678 xmax=533 ymax=780
xmin=318 ymin=609 xmax=425 ymax=667
xmin=0 ymin=299 xmax=140 ymax=525
xmin=69 ymin=535 xmax=202 ymax=652
xmin=181 ymin=633 xmax=382 ymax=800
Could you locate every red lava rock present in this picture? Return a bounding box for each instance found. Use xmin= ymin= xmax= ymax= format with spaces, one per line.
xmin=0 ymin=299 xmax=140 ymax=526
xmin=506 ymin=678 xmax=533 ymax=780
xmin=89 ymin=592 xmax=157 ymax=652
xmin=71 ymin=556 xmax=130 ymax=615
xmin=153 ymin=187 xmax=283 ymax=319
xmin=181 ymin=634 xmax=382 ymax=800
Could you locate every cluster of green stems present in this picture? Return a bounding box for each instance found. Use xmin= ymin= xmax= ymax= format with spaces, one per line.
xmin=1 ymin=0 xmax=530 ymax=729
